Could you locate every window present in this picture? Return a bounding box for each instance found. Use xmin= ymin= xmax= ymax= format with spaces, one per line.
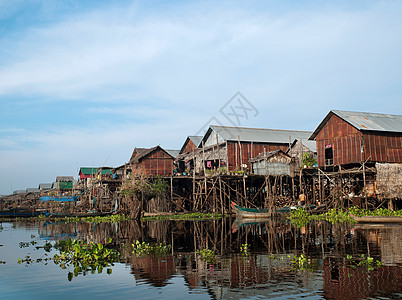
xmin=325 ymin=144 xmax=333 ymax=166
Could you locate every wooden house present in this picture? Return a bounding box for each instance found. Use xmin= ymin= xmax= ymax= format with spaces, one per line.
xmin=197 ymin=125 xmax=313 ymax=173
xmin=250 ymin=150 xmax=294 ymax=176
xmin=78 ymin=167 xmax=113 ymax=180
xmin=55 ymin=176 xmax=74 ymax=192
xmin=287 ymin=139 xmax=317 ymax=168
xmin=179 ymin=136 xmax=202 ymax=155
xmin=129 ymin=146 xmax=176 ymax=176
xmin=309 ymin=110 xmax=402 ymax=167
xmin=38 ymin=183 xmax=52 ymax=196
xmin=176 ymin=136 xmax=203 ymax=173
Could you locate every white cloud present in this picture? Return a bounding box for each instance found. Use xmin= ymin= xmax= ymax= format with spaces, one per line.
xmin=1 ymin=1 xmax=402 ymax=194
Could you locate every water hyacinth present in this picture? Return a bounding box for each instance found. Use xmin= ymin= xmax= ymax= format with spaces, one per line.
xmin=18 ymin=238 xmax=120 ymax=281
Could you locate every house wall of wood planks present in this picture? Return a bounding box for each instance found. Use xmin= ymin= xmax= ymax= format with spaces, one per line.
xmin=132 ymin=149 xmax=174 ymax=176
xmin=315 ymin=114 xmax=402 ymax=167
xmin=226 ymin=141 xmax=289 ymax=171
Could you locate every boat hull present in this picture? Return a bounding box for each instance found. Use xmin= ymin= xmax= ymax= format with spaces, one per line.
xmin=352 ymin=216 xmax=402 ymax=223
xmin=231 ymin=202 xmax=316 ymax=218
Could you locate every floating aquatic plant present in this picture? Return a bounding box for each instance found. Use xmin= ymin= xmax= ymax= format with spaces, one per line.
xmin=288 ymin=206 xmax=402 ymax=227
xmin=132 ymin=240 xmax=171 ymax=257
xmin=240 ymin=243 xmax=249 ymax=256
xmin=345 ymin=253 xmax=383 ymax=272
xmin=142 ymin=212 xmax=222 ymax=221
xmin=18 ymin=237 xmax=120 ymax=281
xmin=196 ymin=248 xmax=216 ymax=264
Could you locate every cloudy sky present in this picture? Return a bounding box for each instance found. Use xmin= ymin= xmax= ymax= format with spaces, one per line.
xmin=1 ymin=0 xmax=401 ymax=194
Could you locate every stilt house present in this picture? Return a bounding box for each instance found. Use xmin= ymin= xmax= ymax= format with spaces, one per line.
xmin=129 ymin=146 xmax=176 ymax=176
xmin=309 ymin=110 xmax=402 ymax=167
xmin=177 ymin=136 xmax=202 ymax=173
xmin=197 ymin=125 xmax=313 ymax=174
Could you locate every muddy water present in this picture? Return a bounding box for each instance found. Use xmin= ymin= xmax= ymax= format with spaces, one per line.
xmin=0 ymin=218 xmax=401 ymax=299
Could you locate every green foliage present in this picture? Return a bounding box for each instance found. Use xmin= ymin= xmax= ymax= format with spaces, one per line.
xmin=345 ymin=253 xmax=383 ymax=272
xmin=132 ymin=240 xmax=171 ymax=257
xmin=289 ymin=254 xmax=313 ymax=272
xmin=349 ymin=207 xmax=402 ymax=217
xmin=142 ymin=212 xmax=222 ymax=221
xmin=288 ymin=207 xmax=310 ymax=228
xmin=60 ymin=214 xmax=131 ymax=224
xmin=311 ymin=208 xmax=353 ymax=224
xmin=240 ymin=243 xmax=249 ymax=256
xmin=196 ymin=248 xmax=216 ymax=263
xmin=120 ymin=176 xmax=169 ymax=198
xmin=18 ymin=238 xmax=120 ymax=281
xmin=302 ymin=153 xmax=317 ymax=167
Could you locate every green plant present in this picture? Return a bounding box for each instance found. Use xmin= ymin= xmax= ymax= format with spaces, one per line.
xmin=142 ymin=212 xmax=222 ymax=221
xmin=132 ymin=240 xmax=171 ymax=256
xmin=345 ymin=253 xmax=383 ymax=271
xmin=288 ymin=207 xmax=310 ymax=228
xmin=196 ymin=248 xmax=215 ymax=263
xmin=289 ymin=254 xmax=313 ymax=272
xmin=18 ymin=238 xmax=120 ymax=281
xmin=302 ymin=153 xmax=317 ymax=167
xmin=120 ymin=176 xmax=169 ymax=199
xmin=240 ymin=243 xmax=249 ymax=256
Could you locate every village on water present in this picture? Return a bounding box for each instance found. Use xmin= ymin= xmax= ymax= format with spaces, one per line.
xmin=1 ymin=109 xmax=401 ymax=218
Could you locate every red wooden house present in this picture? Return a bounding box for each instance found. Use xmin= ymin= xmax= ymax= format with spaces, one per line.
xmin=179 ymin=136 xmax=202 ymax=155
xmin=309 ymin=110 xmax=402 ymax=167
xmin=129 ymin=146 xmax=175 ymax=176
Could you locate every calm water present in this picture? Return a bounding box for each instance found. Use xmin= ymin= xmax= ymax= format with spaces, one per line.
xmin=0 ymin=218 xmax=401 ymax=300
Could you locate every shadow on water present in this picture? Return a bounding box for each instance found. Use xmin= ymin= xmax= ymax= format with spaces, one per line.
xmin=3 ymin=217 xmax=402 ymax=299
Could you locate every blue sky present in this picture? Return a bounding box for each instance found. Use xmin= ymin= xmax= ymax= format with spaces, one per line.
xmin=1 ymin=0 xmax=401 ymax=194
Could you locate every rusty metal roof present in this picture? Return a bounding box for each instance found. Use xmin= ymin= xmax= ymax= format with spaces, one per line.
xmin=309 ymin=110 xmax=402 ymax=140
xmin=130 ymin=146 xmax=175 ymax=163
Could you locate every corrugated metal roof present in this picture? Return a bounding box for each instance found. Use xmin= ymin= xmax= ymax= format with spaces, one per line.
xmin=79 ymin=167 xmax=98 ymax=175
xmin=300 ymin=139 xmax=317 ymax=152
xmin=13 ymin=190 xmax=26 ymax=195
xmin=165 ymin=149 xmax=180 ymax=158
xmin=189 ymin=136 xmax=202 ymax=147
xmin=39 ymin=183 xmax=52 ymax=189
xmin=179 ymin=136 xmax=202 ymax=154
xmin=309 ymin=110 xmax=402 ymax=140
xmin=130 ymin=146 xmax=175 ymax=163
xmin=56 ymin=176 xmax=74 ymax=182
xmin=79 ymin=167 xmax=112 ymax=175
xmin=203 ymin=125 xmax=313 ymax=145
xmin=130 ymin=147 xmax=156 ymax=163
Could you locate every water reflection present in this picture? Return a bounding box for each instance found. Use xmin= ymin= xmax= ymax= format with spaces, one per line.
xmin=4 ymin=218 xmax=402 ymax=299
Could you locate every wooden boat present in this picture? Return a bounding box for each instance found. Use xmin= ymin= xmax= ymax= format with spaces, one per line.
xmin=231 ymin=202 xmax=316 ymax=218
xmin=45 ymin=211 xmax=113 ymax=218
xmin=351 ymin=215 xmax=402 ymax=223
xmin=0 ymin=208 xmax=48 ymax=218
xmin=232 ymin=217 xmax=271 ymax=232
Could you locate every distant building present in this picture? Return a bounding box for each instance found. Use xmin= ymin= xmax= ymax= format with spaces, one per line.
xmin=78 ymin=167 xmax=112 ymax=180
xmin=129 ymin=146 xmax=176 ymax=176
xmin=55 ymin=176 xmax=74 ymax=191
